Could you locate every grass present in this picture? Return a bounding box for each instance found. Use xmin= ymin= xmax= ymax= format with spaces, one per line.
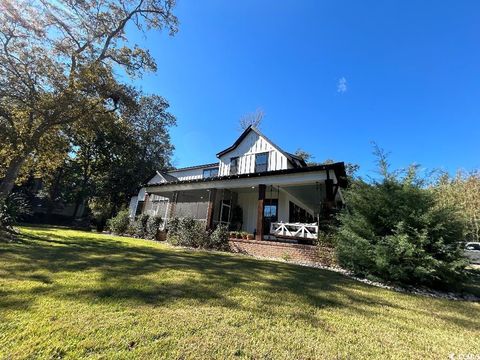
xmin=0 ymin=226 xmax=479 ymax=359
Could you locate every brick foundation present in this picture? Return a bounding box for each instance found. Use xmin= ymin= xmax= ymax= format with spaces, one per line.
xmin=229 ymin=238 xmax=336 ymax=266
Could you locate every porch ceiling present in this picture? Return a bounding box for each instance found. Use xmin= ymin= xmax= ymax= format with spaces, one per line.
xmin=281 ymin=184 xmax=325 ymax=212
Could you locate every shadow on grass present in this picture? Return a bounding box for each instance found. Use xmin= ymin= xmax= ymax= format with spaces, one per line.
xmin=1 ymin=226 xmax=478 ymax=331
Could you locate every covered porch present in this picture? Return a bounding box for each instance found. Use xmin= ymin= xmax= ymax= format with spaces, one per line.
xmin=143 ymin=165 xmax=346 ymax=243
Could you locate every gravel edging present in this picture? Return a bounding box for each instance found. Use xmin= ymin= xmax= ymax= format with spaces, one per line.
xmin=270 ymin=257 xmax=480 ymax=302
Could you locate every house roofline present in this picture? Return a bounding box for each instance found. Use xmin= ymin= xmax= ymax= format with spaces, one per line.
xmin=169 ymin=162 xmax=219 ymax=172
xmin=144 ymin=162 xmax=347 ymax=188
xmin=215 ymin=126 xmax=306 ymax=168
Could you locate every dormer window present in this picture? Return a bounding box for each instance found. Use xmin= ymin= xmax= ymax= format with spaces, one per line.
xmin=255 ymin=153 xmax=269 ymax=173
xmin=230 ymin=157 xmax=239 ymax=175
xmin=203 ymin=167 xmax=218 ymax=178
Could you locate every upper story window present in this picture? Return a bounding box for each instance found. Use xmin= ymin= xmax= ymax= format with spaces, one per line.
xmin=203 ymin=167 xmax=219 ymax=179
xmin=255 ymin=152 xmax=269 ymax=173
xmin=230 ymin=157 xmax=239 ymax=175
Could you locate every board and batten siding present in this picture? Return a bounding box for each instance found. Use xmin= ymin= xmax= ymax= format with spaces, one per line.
xmin=218 ymin=131 xmax=292 ymax=176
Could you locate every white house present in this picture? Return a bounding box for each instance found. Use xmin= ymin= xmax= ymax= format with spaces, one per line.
xmin=129 ymin=126 xmax=347 ymax=243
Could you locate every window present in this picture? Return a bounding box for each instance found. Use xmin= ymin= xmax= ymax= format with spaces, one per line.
xmin=230 ymin=157 xmax=239 ymax=175
xmin=263 ymin=199 xmax=278 ymax=235
xmin=220 ymin=200 xmax=231 ymax=224
xmin=203 ymin=167 xmax=219 ymax=178
xmin=255 ymin=152 xmax=269 ymax=173
xmin=264 ymin=202 xmax=278 ymax=219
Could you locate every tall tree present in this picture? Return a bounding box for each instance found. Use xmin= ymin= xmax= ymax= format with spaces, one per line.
xmin=125 ymin=94 xmax=176 ymax=174
xmin=34 ymin=93 xmax=176 ymax=221
xmin=294 ymin=149 xmax=319 ymax=166
xmin=433 ymin=170 xmax=480 ymax=242
xmin=0 ymin=0 xmax=178 ymax=200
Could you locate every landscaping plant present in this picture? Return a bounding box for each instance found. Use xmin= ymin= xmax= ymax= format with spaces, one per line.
xmin=166 ymin=217 xmax=229 ymax=250
xmin=0 ymin=192 xmax=31 ymax=233
xmin=146 ymin=216 xmax=163 ymax=239
xmin=132 ymin=214 xmax=150 ymax=238
xmin=107 ymin=209 xmax=131 ymax=235
xmin=166 ymin=217 xmax=207 ymax=248
xmin=206 ymin=224 xmax=230 ymax=250
xmin=336 ymin=148 xmax=468 ymax=289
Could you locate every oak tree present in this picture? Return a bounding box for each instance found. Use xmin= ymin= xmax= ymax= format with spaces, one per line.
xmin=0 ymin=0 xmax=178 ymax=199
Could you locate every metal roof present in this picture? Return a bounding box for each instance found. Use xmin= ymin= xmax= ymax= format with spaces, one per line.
xmin=145 ymin=162 xmax=347 ymax=188
xmin=169 ymin=162 xmax=219 ymax=172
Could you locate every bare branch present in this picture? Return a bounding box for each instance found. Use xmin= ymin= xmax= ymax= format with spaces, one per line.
xmin=239 ymin=108 xmax=265 ymax=130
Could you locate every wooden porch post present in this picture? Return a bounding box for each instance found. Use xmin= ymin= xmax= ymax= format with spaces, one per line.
xmin=206 ymin=189 xmax=217 ymax=230
xmin=168 ymin=191 xmax=178 ymax=219
xmin=142 ymin=192 xmax=149 ymax=215
xmin=324 ymin=170 xmax=335 ymax=215
xmin=256 ymin=184 xmax=266 ymax=240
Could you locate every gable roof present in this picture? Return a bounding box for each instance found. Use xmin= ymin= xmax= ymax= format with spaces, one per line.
xmin=216 ymin=126 xmax=307 ymax=168
xmin=157 ymin=171 xmax=178 ymax=182
xmin=141 ymin=170 xmax=179 ymax=185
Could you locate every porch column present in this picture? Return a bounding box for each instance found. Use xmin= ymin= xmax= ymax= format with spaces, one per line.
xmin=324 ymin=170 xmax=335 ymax=215
xmin=206 ymin=189 xmax=217 ymax=230
xmin=256 ymin=184 xmax=266 ymax=240
xmin=142 ymin=192 xmax=150 ymax=214
xmin=168 ymin=191 xmax=178 ymax=219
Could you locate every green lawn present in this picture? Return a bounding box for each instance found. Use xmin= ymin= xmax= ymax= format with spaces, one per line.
xmin=0 ymin=226 xmax=479 ymax=359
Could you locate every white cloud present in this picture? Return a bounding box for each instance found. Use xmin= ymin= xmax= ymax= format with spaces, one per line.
xmin=337 ymin=77 xmax=347 ymax=93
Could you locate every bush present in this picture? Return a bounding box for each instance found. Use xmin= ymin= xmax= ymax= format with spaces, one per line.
xmin=166 ymin=217 xmax=206 ymax=247
xmin=166 ymin=217 xmax=228 ymax=250
xmin=206 ymin=224 xmax=230 ymax=250
xmin=125 ymin=214 xmax=163 ymax=239
xmin=132 ymin=213 xmax=150 ymax=238
xmin=166 ymin=217 xmax=181 ymax=244
xmin=336 ymin=171 xmax=468 ymax=289
xmin=317 ymin=231 xmax=335 ymax=247
xmin=0 ymin=192 xmax=32 ymax=230
xmin=107 ymin=209 xmax=130 ymax=235
xmin=146 ymin=215 xmax=162 ymax=239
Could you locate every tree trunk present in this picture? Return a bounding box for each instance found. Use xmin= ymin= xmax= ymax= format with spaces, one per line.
xmin=0 ymin=155 xmax=27 ymax=201
xmin=72 ymin=162 xmax=90 ymax=220
xmin=46 ymin=168 xmax=64 ymax=222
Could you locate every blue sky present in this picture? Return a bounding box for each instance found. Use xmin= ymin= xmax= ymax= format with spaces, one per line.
xmin=128 ymin=0 xmax=480 ymax=176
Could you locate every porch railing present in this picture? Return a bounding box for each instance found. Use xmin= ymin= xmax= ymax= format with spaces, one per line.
xmin=270 ymin=222 xmax=318 ymax=240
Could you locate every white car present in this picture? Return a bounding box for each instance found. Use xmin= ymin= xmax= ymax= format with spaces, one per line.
xmin=464 ymin=242 xmax=480 ymax=264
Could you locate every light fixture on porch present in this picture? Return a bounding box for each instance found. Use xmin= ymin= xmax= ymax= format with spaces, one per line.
xmin=251 ymin=186 xmax=255 ymax=189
